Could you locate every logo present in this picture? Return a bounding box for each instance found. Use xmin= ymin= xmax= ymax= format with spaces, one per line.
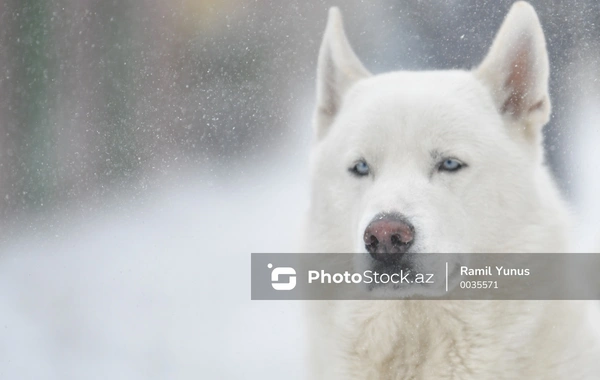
xmin=268 ymin=263 xmax=296 ymax=290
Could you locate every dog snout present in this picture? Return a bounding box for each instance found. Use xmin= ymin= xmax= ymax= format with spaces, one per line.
xmin=363 ymin=213 xmax=415 ymax=263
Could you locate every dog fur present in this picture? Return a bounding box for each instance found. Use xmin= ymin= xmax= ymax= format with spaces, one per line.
xmin=303 ymin=2 xmax=600 ymax=379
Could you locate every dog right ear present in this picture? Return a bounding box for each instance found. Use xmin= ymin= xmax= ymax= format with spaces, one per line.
xmin=474 ymin=2 xmax=550 ymax=142
xmin=314 ymin=7 xmax=370 ymax=139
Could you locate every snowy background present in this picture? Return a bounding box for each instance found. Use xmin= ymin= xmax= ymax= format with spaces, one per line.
xmin=0 ymin=1 xmax=599 ymax=379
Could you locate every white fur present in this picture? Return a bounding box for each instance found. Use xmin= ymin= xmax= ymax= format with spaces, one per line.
xmin=304 ymin=2 xmax=600 ymax=378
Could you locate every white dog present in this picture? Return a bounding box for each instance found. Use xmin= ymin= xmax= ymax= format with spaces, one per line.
xmin=303 ymin=2 xmax=600 ymax=379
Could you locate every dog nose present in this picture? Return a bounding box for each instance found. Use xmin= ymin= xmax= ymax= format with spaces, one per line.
xmin=363 ymin=213 xmax=415 ymax=263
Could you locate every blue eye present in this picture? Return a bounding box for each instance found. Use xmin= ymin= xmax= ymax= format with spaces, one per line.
xmin=439 ymin=158 xmax=464 ymax=172
xmin=350 ymin=160 xmax=370 ymax=176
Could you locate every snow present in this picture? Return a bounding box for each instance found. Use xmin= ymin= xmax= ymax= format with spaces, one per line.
xmin=571 ymin=97 xmax=600 ymax=252
xmin=0 ymin=155 xmax=309 ymax=379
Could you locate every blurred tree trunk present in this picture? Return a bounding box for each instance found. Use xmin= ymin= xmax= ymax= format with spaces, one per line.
xmin=95 ymin=1 xmax=140 ymax=184
xmin=1 ymin=0 xmax=57 ymax=217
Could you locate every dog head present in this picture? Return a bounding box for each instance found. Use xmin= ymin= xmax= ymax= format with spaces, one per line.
xmin=306 ymin=2 xmax=569 ymax=288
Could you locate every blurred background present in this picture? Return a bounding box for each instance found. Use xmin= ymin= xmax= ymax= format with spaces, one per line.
xmin=0 ymin=0 xmax=599 ymax=379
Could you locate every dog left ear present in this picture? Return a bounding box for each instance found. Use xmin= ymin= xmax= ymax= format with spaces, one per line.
xmin=475 ymin=2 xmax=550 ymax=141
xmin=315 ymin=7 xmax=370 ymax=140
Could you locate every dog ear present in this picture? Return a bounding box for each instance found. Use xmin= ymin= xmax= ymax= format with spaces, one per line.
xmin=315 ymin=7 xmax=370 ymax=139
xmin=475 ymin=2 xmax=550 ymax=141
